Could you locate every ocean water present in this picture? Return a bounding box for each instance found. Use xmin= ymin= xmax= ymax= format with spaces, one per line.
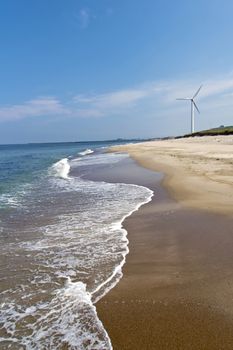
xmin=0 ymin=141 xmax=153 ymax=349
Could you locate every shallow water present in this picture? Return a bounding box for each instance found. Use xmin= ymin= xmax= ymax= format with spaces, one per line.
xmin=0 ymin=142 xmax=153 ymax=349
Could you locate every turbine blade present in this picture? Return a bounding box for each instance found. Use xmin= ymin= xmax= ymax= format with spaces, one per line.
xmin=193 ymin=85 xmax=203 ymax=99
xmin=193 ymin=100 xmax=200 ymax=113
xmin=176 ymin=98 xmax=191 ymax=100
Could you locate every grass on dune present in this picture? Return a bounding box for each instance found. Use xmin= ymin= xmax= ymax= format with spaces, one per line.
xmin=182 ymin=125 xmax=233 ymax=137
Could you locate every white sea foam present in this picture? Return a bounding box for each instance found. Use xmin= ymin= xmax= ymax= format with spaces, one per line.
xmin=91 ymin=188 xmax=153 ymax=303
xmin=0 ymin=185 xmax=31 ymax=208
xmin=0 ymin=151 xmax=153 ymax=349
xmin=50 ymin=158 xmax=71 ymax=179
xmin=0 ymin=278 xmax=112 ymax=349
xmin=78 ymin=148 xmax=94 ymax=156
xmin=71 ymin=152 xmax=128 ymax=167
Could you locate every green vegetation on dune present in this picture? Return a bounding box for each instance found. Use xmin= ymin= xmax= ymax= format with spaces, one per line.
xmin=182 ymin=126 xmax=233 ymax=137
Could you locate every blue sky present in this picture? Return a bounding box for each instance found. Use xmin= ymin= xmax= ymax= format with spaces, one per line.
xmin=1 ymin=0 xmax=233 ymax=143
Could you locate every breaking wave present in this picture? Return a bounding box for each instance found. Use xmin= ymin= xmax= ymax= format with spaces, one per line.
xmin=78 ymin=149 xmax=94 ymax=156
xmin=50 ymin=158 xmax=71 ymax=179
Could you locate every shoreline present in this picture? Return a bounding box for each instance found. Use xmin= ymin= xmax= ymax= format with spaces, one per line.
xmin=86 ymin=152 xmax=233 ymax=349
xmin=110 ymin=136 xmax=233 ymax=216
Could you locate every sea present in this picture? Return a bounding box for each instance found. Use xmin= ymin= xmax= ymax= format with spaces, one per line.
xmin=0 ymin=141 xmax=153 ymax=349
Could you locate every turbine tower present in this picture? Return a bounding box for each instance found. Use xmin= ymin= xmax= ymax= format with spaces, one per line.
xmin=177 ymin=85 xmax=203 ymax=133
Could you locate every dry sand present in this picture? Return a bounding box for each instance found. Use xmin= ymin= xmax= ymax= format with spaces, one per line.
xmin=111 ymin=135 xmax=233 ymax=216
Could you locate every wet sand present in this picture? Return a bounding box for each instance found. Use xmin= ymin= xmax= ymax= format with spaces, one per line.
xmin=87 ymin=157 xmax=233 ymax=349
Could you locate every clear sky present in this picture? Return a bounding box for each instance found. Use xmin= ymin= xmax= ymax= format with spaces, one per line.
xmin=1 ymin=0 xmax=233 ymax=143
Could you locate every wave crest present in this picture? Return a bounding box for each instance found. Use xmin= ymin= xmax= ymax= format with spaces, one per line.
xmin=78 ymin=149 xmax=94 ymax=156
xmin=50 ymin=158 xmax=70 ymax=179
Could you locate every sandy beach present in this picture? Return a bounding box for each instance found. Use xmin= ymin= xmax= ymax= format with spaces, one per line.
xmin=111 ymin=136 xmax=233 ymax=216
xmin=94 ymin=136 xmax=233 ymax=349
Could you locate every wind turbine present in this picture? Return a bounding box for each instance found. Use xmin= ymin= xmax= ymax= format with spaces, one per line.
xmin=177 ymin=85 xmax=203 ymax=133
